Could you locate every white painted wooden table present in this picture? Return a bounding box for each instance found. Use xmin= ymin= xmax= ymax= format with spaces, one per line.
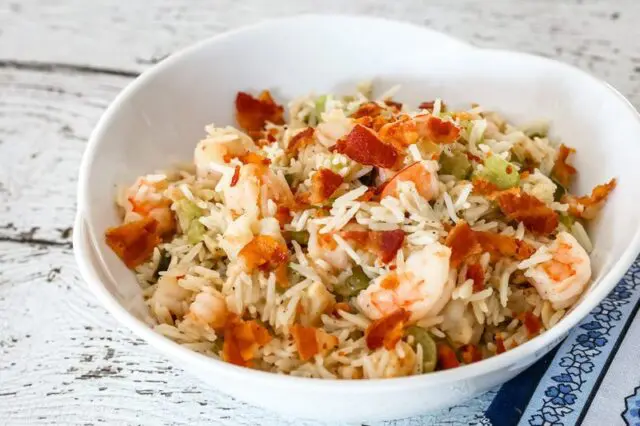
xmin=1 ymin=1 xmax=638 ymax=424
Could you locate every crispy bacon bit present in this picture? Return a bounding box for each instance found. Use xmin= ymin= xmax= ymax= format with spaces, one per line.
xmin=472 ymin=178 xmax=499 ymax=196
xmin=351 ymin=102 xmax=383 ymax=119
xmin=335 ymin=125 xmax=399 ymax=169
xmin=552 ymin=144 xmax=577 ymax=188
xmin=222 ymin=316 xmax=272 ymax=367
xmin=105 ymin=217 xmax=161 ymax=269
xmin=317 ymin=233 xmax=338 ymax=250
xmin=417 ymin=115 xmax=460 ymax=144
xmin=444 ymin=222 xmax=482 ymax=268
xmin=286 ymin=127 xmax=315 ymax=156
xmin=475 ymin=231 xmax=535 ymax=261
xmin=466 ymin=263 xmax=485 ymax=293
xmin=563 ymin=178 xmax=617 ymax=219
xmin=378 ymin=119 xmax=419 ymax=149
xmin=237 ymin=152 xmax=271 ymax=166
xmin=274 ymin=205 xmax=292 ymax=228
xmin=341 ymin=229 xmax=405 ymax=264
xmin=238 ymin=235 xmax=288 ymax=272
xmin=460 ymin=344 xmax=483 ymax=364
xmin=291 ymin=324 xmax=338 ymax=361
xmin=418 ymin=101 xmax=436 ymax=111
xmin=384 ymin=99 xmax=403 ymax=112
xmin=235 ymin=90 xmax=284 ymax=134
xmin=437 ymin=344 xmax=460 ymax=370
xmin=379 ymin=162 xmax=435 ymax=201
xmin=309 ymin=168 xmax=344 ymax=204
xmin=333 ymin=302 xmax=352 ymax=315
xmin=380 ymin=273 xmax=400 ymax=290
xmin=496 ymin=190 xmax=559 ymax=235
xmin=230 ymin=165 xmax=241 ymax=187
xmin=522 ymin=312 xmax=542 ymax=338
xmin=495 ymin=335 xmax=506 ymax=354
xmin=357 ymin=187 xmax=377 ymax=202
xmin=366 ymin=309 xmax=410 ymax=350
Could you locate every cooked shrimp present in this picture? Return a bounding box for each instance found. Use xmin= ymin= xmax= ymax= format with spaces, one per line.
xmin=150 ymin=275 xmax=191 ymax=317
xmin=185 ymin=290 xmax=228 ymax=329
xmin=223 ymin=164 xmax=261 ymax=217
xmin=525 ymin=232 xmax=591 ymax=310
xmin=219 ymin=214 xmax=257 ymax=260
xmin=357 ymin=242 xmax=452 ymax=322
xmin=380 ymin=160 xmax=440 ymax=201
xmin=307 ymin=222 xmax=351 ymax=270
xmin=123 ymin=175 xmax=175 ymax=236
xmin=194 ymin=126 xmax=256 ymax=178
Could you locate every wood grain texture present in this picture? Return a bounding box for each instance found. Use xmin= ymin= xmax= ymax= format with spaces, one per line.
xmin=1 ymin=0 xmax=639 ymax=424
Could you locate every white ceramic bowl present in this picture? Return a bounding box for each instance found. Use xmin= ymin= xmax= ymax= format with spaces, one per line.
xmin=75 ymin=15 xmax=640 ymax=422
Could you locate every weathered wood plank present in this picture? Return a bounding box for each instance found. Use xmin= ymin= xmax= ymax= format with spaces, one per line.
xmin=0 ymin=241 xmax=494 ymax=425
xmin=0 ymin=67 xmax=132 ymax=242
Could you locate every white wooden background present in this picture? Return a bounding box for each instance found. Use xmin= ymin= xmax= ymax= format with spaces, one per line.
xmin=1 ymin=1 xmax=639 ymax=425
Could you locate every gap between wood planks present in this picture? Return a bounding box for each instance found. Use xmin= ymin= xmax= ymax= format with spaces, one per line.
xmin=0 ymin=59 xmax=140 ymax=78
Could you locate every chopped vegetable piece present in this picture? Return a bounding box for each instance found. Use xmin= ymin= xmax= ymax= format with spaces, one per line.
xmin=365 ymin=309 xmax=410 ymax=350
xmin=315 ymin=95 xmax=328 ymax=120
xmin=335 ymin=125 xmax=399 ymax=169
xmin=406 ymin=326 xmax=437 ymax=372
xmin=105 ymin=216 xmax=161 ymax=269
xmin=437 ymin=343 xmax=460 ymax=370
xmin=496 ymin=190 xmax=559 ymax=235
xmin=289 ymin=230 xmax=310 ymax=246
xmin=475 ymin=155 xmax=520 ymax=190
xmin=334 ymin=265 xmax=370 ymax=299
xmin=440 ymin=151 xmax=472 ymax=180
xmin=558 ymin=213 xmax=576 ymax=229
xmin=187 ymin=220 xmax=206 ymax=244
xmin=551 ymin=176 xmax=567 ymax=201
xmin=175 ymin=199 xmax=203 ymax=234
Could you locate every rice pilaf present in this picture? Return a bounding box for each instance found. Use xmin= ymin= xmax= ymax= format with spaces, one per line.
xmin=105 ymin=84 xmax=616 ymax=379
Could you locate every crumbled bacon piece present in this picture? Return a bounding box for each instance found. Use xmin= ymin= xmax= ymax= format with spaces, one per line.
xmin=437 ymin=344 xmax=460 ymax=370
xmin=563 ymin=178 xmax=616 ymax=219
xmin=496 ymin=190 xmax=558 ymax=235
xmin=105 ymin=216 xmax=161 ymax=269
xmin=384 ymin=99 xmax=403 ymax=112
xmin=365 ymin=309 xmax=410 ymax=350
xmin=521 ymin=312 xmax=542 ymax=338
xmin=223 ymin=316 xmax=272 ymax=367
xmin=552 ymin=144 xmax=577 ymax=188
xmin=444 ymin=222 xmax=482 ymax=268
xmin=309 ymin=168 xmax=343 ymax=204
xmin=351 ymin=102 xmax=383 ymax=119
xmin=274 ymin=262 xmax=289 ymax=290
xmin=238 ymin=235 xmax=288 ymax=272
xmin=357 ymin=187 xmax=377 ymax=202
xmin=466 ymin=263 xmax=485 ymax=293
xmin=230 ymin=165 xmax=241 ymax=187
xmin=378 ymin=119 xmax=419 ymax=149
xmin=291 ymin=325 xmax=338 ymax=361
xmin=274 ymin=205 xmax=292 ymax=228
xmin=495 ymin=335 xmax=506 ymax=354
xmin=235 ymin=90 xmax=284 ymax=134
xmin=335 ymin=125 xmax=399 ymax=169
xmin=472 ymin=178 xmax=499 ymax=196
xmin=418 ymin=101 xmax=437 ymax=111
xmin=317 ymin=233 xmax=337 ymax=250
xmin=460 ymin=344 xmax=483 ymax=364
xmin=417 ymin=115 xmax=460 ymax=144
xmin=475 ymin=231 xmax=535 ymax=261
xmin=341 ymin=229 xmax=405 ymax=264
xmin=332 ymin=302 xmax=352 ymax=316
xmin=286 ymin=127 xmax=315 ymax=156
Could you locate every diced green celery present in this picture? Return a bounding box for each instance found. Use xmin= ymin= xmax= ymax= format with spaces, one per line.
xmin=475 ymin=155 xmax=520 ymax=189
xmin=289 ymin=230 xmax=310 ymax=246
xmin=440 ymin=151 xmax=472 ymax=180
xmin=551 ymin=177 xmax=567 ymax=201
xmin=406 ymin=326 xmax=437 ymax=373
xmin=315 ymin=95 xmax=328 ymax=122
xmin=416 ymin=140 xmax=440 ymax=158
xmin=187 ymin=220 xmax=206 ymax=244
xmin=153 ymin=249 xmax=172 ymax=280
xmin=559 ymin=213 xmax=575 ymax=229
xmin=333 ymin=266 xmax=370 ymax=299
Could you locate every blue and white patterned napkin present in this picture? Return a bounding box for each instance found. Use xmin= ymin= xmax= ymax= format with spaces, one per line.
xmin=469 ymin=256 xmax=640 ymax=426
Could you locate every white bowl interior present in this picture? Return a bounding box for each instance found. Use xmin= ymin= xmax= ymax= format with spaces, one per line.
xmin=76 ymin=15 xmax=640 ymax=421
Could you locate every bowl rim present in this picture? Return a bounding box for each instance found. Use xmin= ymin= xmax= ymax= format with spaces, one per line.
xmin=76 ymin=15 xmax=640 ymax=391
